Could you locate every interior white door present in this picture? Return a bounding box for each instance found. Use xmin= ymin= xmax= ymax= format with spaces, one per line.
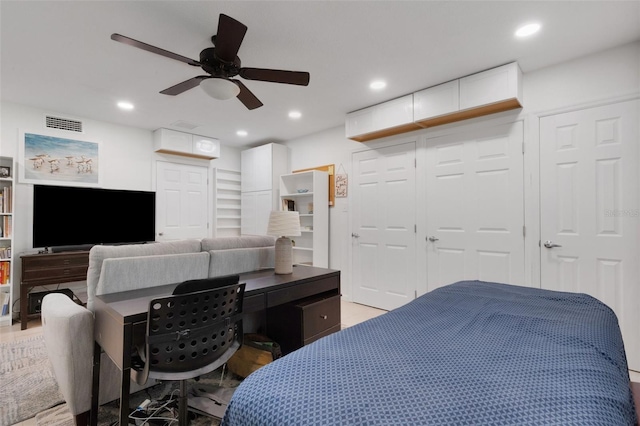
xmin=425 ymin=121 xmax=525 ymax=291
xmin=156 ymin=161 xmax=209 ymax=241
xmin=540 ymin=99 xmax=640 ymax=371
xmin=352 ymin=142 xmax=416 ymax=311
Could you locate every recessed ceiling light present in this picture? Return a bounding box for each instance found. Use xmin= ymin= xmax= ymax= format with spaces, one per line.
xmin=117 ymin=101 xmax=134 ymax=110
xmin=515 ymin=23 xmax=541 ymax=38
xmin=288 ymin=111 xmax=302 ymax=119
xmin=236 ymin=130 xmax=248 ymax=137
xmin=369 ymin=80 xmax=387 ymax=90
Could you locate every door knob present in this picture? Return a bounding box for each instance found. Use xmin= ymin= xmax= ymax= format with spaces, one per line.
xmin=351 ymin=233 xmax=360 ymax=238
xmin=427 ymin=236 xmax=439 ymax=242
xmin=543 ymin=240 xmax=562 ymax=248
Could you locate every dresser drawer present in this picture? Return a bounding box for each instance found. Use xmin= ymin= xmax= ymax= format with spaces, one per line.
xmin=22 ymin=252 xmax=89 ymax=269
xmin=298 ymin=294 xmax=341 ymax=339
xmin=22 ymin=265 xmax=88 ymax=282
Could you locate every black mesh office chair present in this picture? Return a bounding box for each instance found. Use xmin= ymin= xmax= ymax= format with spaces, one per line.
xmin=131 ymin=275 xmax=244 ymax=425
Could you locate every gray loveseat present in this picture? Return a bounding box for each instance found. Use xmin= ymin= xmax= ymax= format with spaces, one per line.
xmin=42 ymin=235 xmax=275 ymax=425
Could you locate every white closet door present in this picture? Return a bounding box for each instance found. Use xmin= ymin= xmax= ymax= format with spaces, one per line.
xmin=425 ymin=121 xmax=525 ymax=291
xmin=540 ymin=99 xmax=640 ymax=371
xmin=352 ymin=142 xmax=416 ymax=311
xmin=156 ymin=161 xmax=209 ymax=241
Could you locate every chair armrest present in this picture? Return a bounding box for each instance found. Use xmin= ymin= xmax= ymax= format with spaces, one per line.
xmin=41 ymin=293 xmax=94 ymax=416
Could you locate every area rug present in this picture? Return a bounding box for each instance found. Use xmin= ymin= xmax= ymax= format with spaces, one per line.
xmin=0 ymin=335 xmax=64 ymax=426
xmin=35 ymin=371 xmax=241 ymax=426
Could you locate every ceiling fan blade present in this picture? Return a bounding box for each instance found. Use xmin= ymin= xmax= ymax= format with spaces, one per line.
xmin=111 ymin=33 xmax=200 ymax=66
xmin=160 ymin=76 xmax=209 ymax=96
xmin=239 ymin=68 xmax=310 ymax=86
xmin=233 ymin=80 xmax=263 ymax=110
xmin=214 ymin=14 xmax=247 ymax=63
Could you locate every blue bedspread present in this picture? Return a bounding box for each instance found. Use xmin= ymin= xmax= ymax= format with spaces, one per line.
xmin=222 ymin=281 xmax=637 ymax=425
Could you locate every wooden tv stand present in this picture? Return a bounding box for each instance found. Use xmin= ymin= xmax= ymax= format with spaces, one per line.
xmin=20 ymin=251 xmax=90 ymax=330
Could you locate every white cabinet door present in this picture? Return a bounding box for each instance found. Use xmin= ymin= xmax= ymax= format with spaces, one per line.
xmin=425 ymin=121 xmax=525 ymax=291
xmin=459 ymin=62 xmax=521 ymax=110
xmin=156 ymin=161 xmax=209 ymax=240
xmin=374 ymin=95 xmax=414 ymax=130
xmin=352 ymin=142 xmax=416 ymax=311
xmin=241 ymin=190 xmax=273 ymax=235
xmin=413 ymin=80 xmax=459 ymax=121
xmin=345 ymin=107 xmax=376 ymax=139
xmin=154 ymin=128 xmax=192 ymax=153
xmin=540 ymin=99 xmax=640 ymax=371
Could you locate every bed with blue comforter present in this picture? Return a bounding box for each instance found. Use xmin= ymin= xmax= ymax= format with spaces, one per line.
xmin=222 ymin=281 xmax=638 ymax=425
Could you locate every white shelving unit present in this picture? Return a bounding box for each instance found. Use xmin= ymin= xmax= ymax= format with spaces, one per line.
xmin=0 ymin=156 xmax=14 ymax=327
xmin=213 ymin=168 xmax=242 ymax=237
xmin=279 ymin=170 xmax=328 ymax=267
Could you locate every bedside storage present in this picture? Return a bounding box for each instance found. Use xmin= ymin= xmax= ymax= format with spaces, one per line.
xmin=267 ymin=292 xmax=341 ymax=354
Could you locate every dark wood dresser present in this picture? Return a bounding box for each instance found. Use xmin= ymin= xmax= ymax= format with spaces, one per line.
xmin=20 ymin=251 xmax=89 ymax=329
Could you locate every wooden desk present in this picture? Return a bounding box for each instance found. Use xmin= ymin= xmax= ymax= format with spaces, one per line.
xmin=20 ymin=251 xmax=90 ymax=330
xmin=92 ymin=265 xmax=340 ymax=426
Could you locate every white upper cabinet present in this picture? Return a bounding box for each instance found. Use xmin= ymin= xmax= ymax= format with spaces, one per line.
xmin=241 ymin=143 xmax=288 ymax=193
xmin=154 ymin=128 xmax=220 ymax=160
xmin=346 ymin=95 xmax=420 ymax=142
xmin=346 ymin=62 xmax=523 ymax=141
xmin=413 ymin=80 xmax=460 ymax=122
xmin=459 ymin=62 xmax=522 ymax=110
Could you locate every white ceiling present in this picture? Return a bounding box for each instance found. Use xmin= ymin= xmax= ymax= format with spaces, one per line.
xmin=1 ymin=1 xmax=639 ymax=148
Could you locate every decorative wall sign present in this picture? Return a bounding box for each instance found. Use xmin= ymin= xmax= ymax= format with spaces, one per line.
xmin=293 ymin=164 xmax=335 ymax=207
xmin=19 ymin=131 xmax=101 ymax=187
xmin=335 ymin=163 xmax=347 ymax=198
xmin=335 ymin=173 xmax=348 ymax=197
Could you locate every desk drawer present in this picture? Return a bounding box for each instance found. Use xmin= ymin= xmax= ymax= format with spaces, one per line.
xmin=299 ymin=294 xmax=341 ymax=339
xmin=304 ymin=323 xmax=341 ymax=346
xmin=267 ymin=276 xmax=339 ymax=307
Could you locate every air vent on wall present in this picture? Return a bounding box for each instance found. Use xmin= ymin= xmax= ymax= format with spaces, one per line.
xmin=45 ymin=115 xmax=83 ymax=132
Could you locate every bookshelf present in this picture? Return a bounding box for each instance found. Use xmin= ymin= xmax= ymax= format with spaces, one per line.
xmin=0 ymin=156 xmax=14 ymax=326
xmin=214 ymin=168 xmax=242 ymax=237
xmin=279 ymin=170 xmax=328 ymax=267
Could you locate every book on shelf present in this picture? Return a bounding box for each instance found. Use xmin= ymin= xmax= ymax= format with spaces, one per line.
xmin=1 ymin=292 xmax=10 ymax=316
xmin=282 ymin=199 xmax=296 ymax=211
xmin=0 ymin=261 xmax=9 ymax=284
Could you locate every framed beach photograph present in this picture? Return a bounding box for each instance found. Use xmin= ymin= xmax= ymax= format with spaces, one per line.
xmin=19 ymin=130 xmax=101 ymax=187
xmin=0 ymin=166 xmax=10 ymax=178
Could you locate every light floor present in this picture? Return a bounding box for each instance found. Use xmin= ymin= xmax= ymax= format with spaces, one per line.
xmin=3 ymin=300 xmax=639 ymax=426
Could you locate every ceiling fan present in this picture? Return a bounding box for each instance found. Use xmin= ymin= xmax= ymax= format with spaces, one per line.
xmin=111 ymin=13 xmax=310 ymax=110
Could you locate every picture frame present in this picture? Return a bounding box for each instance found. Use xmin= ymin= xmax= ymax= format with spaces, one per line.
xmin=0 ymin=166 xmax=10 ymax=178
xmin=19 ymin=130 xmax=102 ymax=187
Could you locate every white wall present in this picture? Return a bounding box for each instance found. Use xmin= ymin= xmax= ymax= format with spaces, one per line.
xmin=0 ymin=101 xmax=241 ymax=309
xmin=282 ymin=41 xmax=640 ymax=302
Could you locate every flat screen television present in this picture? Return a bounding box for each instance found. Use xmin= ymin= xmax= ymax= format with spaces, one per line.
xmin=33 ymin=185 xmax=156 ymax=249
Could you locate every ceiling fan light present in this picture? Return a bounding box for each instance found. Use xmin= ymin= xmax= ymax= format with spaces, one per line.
xmin=200 ymin=78 xmax=240 ymax=100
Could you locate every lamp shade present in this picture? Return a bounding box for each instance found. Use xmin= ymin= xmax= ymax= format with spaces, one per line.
xmin=267 ymin=211 xmax=301 ymax=237
xmin=200 ymin=77 xmax=241 ymax=100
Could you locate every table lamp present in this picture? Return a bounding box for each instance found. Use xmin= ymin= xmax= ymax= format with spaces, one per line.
xmin=267 ymin=210 xmax=301 ymax=274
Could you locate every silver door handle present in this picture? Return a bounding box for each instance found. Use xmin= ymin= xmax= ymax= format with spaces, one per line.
xmin=351 ymin=233 xmax=360 ymax=238
xmin=543 ymin=240 xmax=562 ymax=248
xmin=428 ymin=236 xmax=439 ymax=242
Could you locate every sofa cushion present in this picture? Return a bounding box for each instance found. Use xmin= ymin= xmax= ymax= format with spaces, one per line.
xmin=86 ymin=240 xmax=202 ymax=310
xmin=91 ymin=252 xmax=209 ymax=307
xmin=208 ymin=247 xmax=275 ymax=277
xmin=201 ymin=236 xmax=275 ymax=252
